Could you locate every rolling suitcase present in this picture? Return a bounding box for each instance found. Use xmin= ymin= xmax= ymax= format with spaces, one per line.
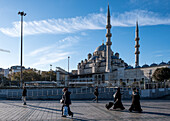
xmin=105 ymin=102 xmax=114 ymax=110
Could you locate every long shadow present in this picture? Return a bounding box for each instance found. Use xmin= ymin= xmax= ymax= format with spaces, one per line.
xmin=27 ymin=104 xmax=61 ymax=112
xmin=140 ymin=105 xmax=170 ymax=110
xmin=142 ymin=111 xmax=170 ymax=117
xmin=1 ymin=102 xmax=60 ymax=114
xmin=27 ymin=104 xmax=83 ymax=115
xmin=123 ymin=104 xmax=170 ymax=110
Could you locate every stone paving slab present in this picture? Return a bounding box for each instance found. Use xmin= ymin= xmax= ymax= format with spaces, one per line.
xmin=0 ymin=100 xmax=170 ymax=121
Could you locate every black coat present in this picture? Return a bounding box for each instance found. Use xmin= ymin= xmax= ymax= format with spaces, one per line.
xmin=113 ymin=91 xmax=125 ymax=109
xmin=132 ymin=93 xmax=142 ymax=111
xmin=62 ymin=90 xmax=71 ymax=105
xmin=130 ymin=92 xmax=142 ymax=111
xmin=22 ymin=88 xmax=27 ymax=96
xmin=94 ymin=88 xmax=99 ymax=96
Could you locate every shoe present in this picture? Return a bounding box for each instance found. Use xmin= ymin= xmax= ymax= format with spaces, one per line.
xmin=71 ymin=113 xmax=74 ymax=118
xmin=23 ymin=102 xmax=26 ymax=105
xmin=129 ymin=109 xmax=132 ymax=112
xmin=61 ymin=115 xmax=66 ymax=117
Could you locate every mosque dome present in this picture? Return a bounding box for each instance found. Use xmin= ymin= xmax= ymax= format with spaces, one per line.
xmin=142 ymin=64 xmax=149 ymax=68
xmin=150 ymin=63 xmax=157 ymax=67
xmin=95 ymin=44 xmax=106 ymax=52
xmin=135 ymin=66 xmax=141 ymax=68
xmin=168 ymin=61 xmax=170 ymax=65
xmin=159 ymin=61 xmax=166 ymax=65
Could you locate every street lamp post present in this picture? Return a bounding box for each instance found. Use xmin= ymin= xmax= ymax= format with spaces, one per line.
xmin=67 ymin=56 xmax=70 ymax=87
xmin=50 ymin=64 xmax=52 ymax=81
xmin=68 ymin=56 xmax=70 ymax=73
xmin=18 ymin=11 xmax=26 ymax=87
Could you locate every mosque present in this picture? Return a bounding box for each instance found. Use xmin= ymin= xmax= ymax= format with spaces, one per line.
xmin=56 ymin=5 xmax=170 ymax=87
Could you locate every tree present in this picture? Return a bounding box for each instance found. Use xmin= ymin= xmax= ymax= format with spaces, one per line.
xmin=120 ymin=81 xmax=126 ymax=87
xmin=8 ymin=69 xmax=41 ymax=81
xmin=8 ymin=69 xmax=57 ymax=82
xmin=152 ymin=68 xmax=170 ymax=82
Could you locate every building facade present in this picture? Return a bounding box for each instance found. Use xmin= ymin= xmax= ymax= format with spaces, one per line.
xmin=64 ymin=5 xmax=170 ymax=87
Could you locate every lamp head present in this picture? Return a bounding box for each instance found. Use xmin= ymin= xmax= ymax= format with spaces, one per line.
xmin=18 ymin=11 xmax=26 ymax=16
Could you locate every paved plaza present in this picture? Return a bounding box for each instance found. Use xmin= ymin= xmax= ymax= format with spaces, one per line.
xmin=0 ymin=100 xmax=169 ymax=121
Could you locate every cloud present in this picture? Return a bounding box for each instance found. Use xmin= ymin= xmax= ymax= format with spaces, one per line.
xmin=155 ymin=54 xmax=163 ymax=57
xmin=100 ymin=8 xmax=104 ymax=12
xmin=29 ymin=36 xmax=79 ymax=66
xmin=0 ymin=10 xmax=170 ymax=37
xmin=81 ymin=32 xmax=87 ymax=36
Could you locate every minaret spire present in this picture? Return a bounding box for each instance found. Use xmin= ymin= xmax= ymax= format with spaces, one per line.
xmin=105 ymin=4 xmax=112 ymax=72
xmin=135 ymin=21 xmax=140 ymax=67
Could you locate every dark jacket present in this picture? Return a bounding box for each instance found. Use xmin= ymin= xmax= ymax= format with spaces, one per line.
xmin=22 ymin=88 xmax=27 ymax=96
xmin=63 ymin=90 xmax=71 ymax=105
xmin=94 ymin=88 xmax=99 ymax=96
xmin=130 ymin=92 xmax=142 ymax=111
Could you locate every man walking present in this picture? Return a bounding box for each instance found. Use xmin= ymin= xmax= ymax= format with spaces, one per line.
xmin=22 ymin=86 xmax=27 ymax=105
xmin=93 ymin=86 xmax=99 ymax=103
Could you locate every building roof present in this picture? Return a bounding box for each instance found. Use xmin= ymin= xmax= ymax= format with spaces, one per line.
xmin=95 ymin=44 xmax=106 ymax=52
xmin=111 ymin=55 xmax=118 ymax=59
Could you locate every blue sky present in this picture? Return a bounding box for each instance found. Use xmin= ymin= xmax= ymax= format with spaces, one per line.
xmin=0 ymin=0 xmax=170 ymax=71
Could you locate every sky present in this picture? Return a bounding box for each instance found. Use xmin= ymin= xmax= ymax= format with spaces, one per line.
xmin=0 ymin=0 xmax=170 ymax=71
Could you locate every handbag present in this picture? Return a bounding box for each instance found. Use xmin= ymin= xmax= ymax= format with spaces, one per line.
xmin=60 ymin=99 xmax=64 ymax=104
xmin=63 ymin=106 xmax=68 ymax=116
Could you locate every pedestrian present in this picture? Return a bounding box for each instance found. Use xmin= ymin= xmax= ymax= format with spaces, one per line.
xmin=22 ymin=86 xmax=27 ymax=105
xmin=93 ymin=86 xmax=99 ymax=103
xmin=129 ymin=88 xmax=142 ymax=113
xmin=113 ymin=87 xmax=125 ymax=110
xmin=61 ymin=88 xmax=73 ymax=117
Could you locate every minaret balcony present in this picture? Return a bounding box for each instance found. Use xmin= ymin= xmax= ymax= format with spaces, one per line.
xmin=106 ymin=41 xmax=112 ymax=45
xmin=135 ymin=45 xmax=140 ymax=48
xmin=135 ymin=38 xmax=140 ymax=41
xmin=135 ymin=51 xmax=140 ymax=54
xmin=106 ymin=33 xmax=112 ymax=37
xmin=106 ymin=25 xmax=112 ymax=29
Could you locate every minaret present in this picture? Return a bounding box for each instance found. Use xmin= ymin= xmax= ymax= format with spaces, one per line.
xmin=135 ymin=21 xmax=140 ymax=67
xmin=105 ymin=4 xmax=112 ymax=72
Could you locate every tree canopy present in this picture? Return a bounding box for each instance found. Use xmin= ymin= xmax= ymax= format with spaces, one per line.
xmin=152 ymin=67 xmax=170 ymax=82
xmin=8 ymin=69 xmax=56 ymax=82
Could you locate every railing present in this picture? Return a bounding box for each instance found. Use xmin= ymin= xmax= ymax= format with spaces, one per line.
xmin=5 ymin=82 xmax=170 ymax=99
xmin=6 ymin=87 xmax=118 ymax=99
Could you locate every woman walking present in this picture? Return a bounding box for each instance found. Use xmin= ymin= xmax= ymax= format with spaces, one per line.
xmin=129 ymin=88 xmax=142 ymax=112
xmin=61 ymin=88 xmax=73 ymax=117
xmin=113 ymin=87 xmax=125 ymax=110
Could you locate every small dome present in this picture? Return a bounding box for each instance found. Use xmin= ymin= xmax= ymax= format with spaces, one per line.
xmin=135 ymin=66 xmax=141 ymax=68
xmin=150 ymin=63 xmax=157 ymax=67
xmin=159 ymin=61 xmax=166 ymax=65
xmin=95 ymin=44 xmax=106 ymax=52
xmin=168 ymin=61 xmax=170 ymax=65
xmin=142 ymin=64 xmax=149 ymax=68
xmin=124 ymin=63 xmax=128 ymax=67
xmin=126 ymin=65 xmax=133 ymax=69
